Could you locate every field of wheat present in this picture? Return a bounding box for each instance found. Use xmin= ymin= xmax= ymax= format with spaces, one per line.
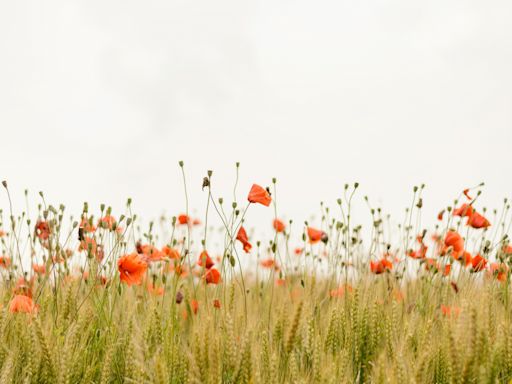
xmin=0 ymin=166 xmax=511 ymax=384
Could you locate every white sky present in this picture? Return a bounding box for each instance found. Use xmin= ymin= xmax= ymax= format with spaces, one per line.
xmin=1 ymin=0 xmax=511 ymax=238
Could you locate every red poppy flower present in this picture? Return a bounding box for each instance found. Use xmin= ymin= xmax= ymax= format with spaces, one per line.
xmin=35 ymin=220 xmax=51 ymax=240
xmin=32 ymin=263 xmax=46 ymax=274
xmin=247 ymin=184 xmax=271 ymax=206
xmin=80 ymin=217 xmax=96 ymax=233
xmin=260 ymin=258 xmax=278 ymax=270
xmin=203 ymin=268 xmax=221 ymax=284
xmin=140 ymin=244 xmax=164 ymax=262
xmin=453 ymin=204 xmax=474 ymax=218
xmin=503 ymin=244 xmax=512 ymax=255
xmin=9 ymin=294 xmax=37 ymax=314
xmin=443 ymin=230 xmax=464 ymax=257
xmin=98 ymin=215 xmax=116 ymax=230
xmin=467 ymin=212 xmax=490 ymax=229
xmin=213 ymin=299 xmax=221 ymax=309
xmin=162 ymin=246 xmax=180 ymax=260
xmin=408 ymin=243 xmax=428 ymax=259
xmin=118 ymin=253 xmax=148 ymax=286
xmin=178 ymin=214 xmax=190 ymax=225
xmin=197 ymin=250 xmax=214 ymax=269
xmin=79 ymin=237 xmax=103 ymax=261
xmin=437 ymin=210 xmax=445 ymax=221
xmin=488 ymin=262 xmax=508 ymax=282
xmin=273 ymin=219 xmax=286 ymax=233
xmin=463 ymin=188 xmax=472 ymax=200
xmin=471 ymin=254 xmax=487 ymax=272
xmin=191 ymin=299 xmax=199 ymax=314
xmin=0 ymin=256 xmax=11 ymax=269
xmin=441 ymin=304 xmax=461 ymax=318
xmin=370 ymin=258 xmax=393 ymax=274
xmin=307 ymin=227 xmax=327 ymax=244
xmin=147 ymin=283 xmax=164 ymax=296
xmin=236 ymin=226 xmax=252 ymax=253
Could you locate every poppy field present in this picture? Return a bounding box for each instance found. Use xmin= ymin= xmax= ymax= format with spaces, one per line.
xmin=1 ymin=167 xmax=512 ymax=384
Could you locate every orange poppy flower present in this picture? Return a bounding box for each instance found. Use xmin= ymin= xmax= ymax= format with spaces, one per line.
xmin=370 ymin=258 xmax=393 ymax=274
xmin=80 ymin=217 xmax=96 ymax=233
xmin=456 ymin=251 xmax=472 ymax=267
xmin=443 ymin=230 xmax=464 ymax=258
xmin=118 ymin=253 xmax=148 ymax=286
xmin=307 ymin=227 xmax=327 ymax=244
xmin=147 ymin=283 xmax=164 ymax=296
xmin=467 ymin=212 xmax=490 ymax=229
xmin=0 ymin=229 xmax=6 ymax=237
xmin=35 ymin=220 xmax=51 ymax=240
xmin=32 ymin=263 xmax=46 ymax=274
xmin=441 ymin=304 xmax=461 ymax=318
xmin=408 ymin=243 xmax=428 ymax=259
xmin=471 ymin=254 xmax=487 ymax=272
xmin=276 ymin=278 xmax=286 ymax=286
xmin=213 ymin=299 xmax=221 ymax=309
xmin=0 ymin=256 xmax=11 ymax=269
xmin=437 ymin=210 xmax=445 ymax=221
xmin=178 ymin=214 xmax=190 ymax=225
xmin=203 ymin=268 xmax=221 ymax=284
xmin=236 ymin=226 xmax=252 ymax=253
xmin=260 ymin=258 xmax=278 ymax=270
xmin=197 ymin=250 xmax=214 ymax=269
xmin=443 ymin=264 xmax=452 ymax=276
xmin=191 ymin=299 xmax=199 ymax=314
xmin=273 ymin=219 xmax=286 ymax=233
xmin=9 ymin=294 xmax=37 ymax=314
xmin=98 ymin=215 xmax=116 ymax=230
xmin=424 ymin=258 xmax=439 ymax=272
xmin=294 ymin=247 xmax=303 ymax=255
xmin=79 ymin=236 xmax=96 ymax=253
xmin=140 ymin=244 xmax=164 ymax=262
xmin=329 ymin=284 xmax=353 ymax=298
xmin=488 ymin=262 xmax=508 ymax=282
xmin=162 ymin=246 xmax=180 ymax=260
xmin=503 ymin=244 xmax=512 ymax=255
xmin=453 ymin=204 xmax=474 ymax=218
xmin=14 ymin=276 xmax=34 ymax=298
xmin=247 ymin=184 xmax=271 ymax=206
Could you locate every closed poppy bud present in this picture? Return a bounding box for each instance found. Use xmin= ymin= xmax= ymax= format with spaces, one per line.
xmin=176 ymin=291 xmax=184 ymax=304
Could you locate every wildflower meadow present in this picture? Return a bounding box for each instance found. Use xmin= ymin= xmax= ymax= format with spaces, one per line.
xmin=1 ymin=165 xmax=511 ymax=384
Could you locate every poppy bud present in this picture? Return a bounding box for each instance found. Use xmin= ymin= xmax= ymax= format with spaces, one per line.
xmin=202 ymin=177 xmax=210 ymax=190
xmin=1 ymin=180 xmax=7 ymax=188
xmin=176 ymin=291 xmax=184 ymax=304
xmin=178 ymin=161 xmax=184 ymax=167
xmin=321 ymin=233 xmax=329 ymax=244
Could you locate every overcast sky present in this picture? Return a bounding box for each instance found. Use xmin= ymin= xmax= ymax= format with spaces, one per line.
xmin=1 ymin=0 xmax=511 ymax=236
